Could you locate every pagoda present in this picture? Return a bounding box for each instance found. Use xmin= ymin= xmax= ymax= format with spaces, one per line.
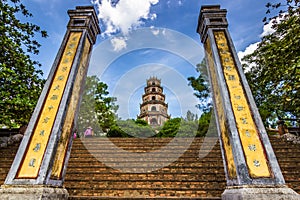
xmin=138 ymin=77 xmax=170 ymax=127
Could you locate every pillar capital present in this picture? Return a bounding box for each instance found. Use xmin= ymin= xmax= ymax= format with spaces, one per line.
xmin=67 ymin=6 xmax=100 ymax=44
xmin=197 ymin=5 xmax=228 ymax=43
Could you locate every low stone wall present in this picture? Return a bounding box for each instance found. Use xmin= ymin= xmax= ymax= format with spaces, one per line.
xmin=0 ymin=134 xmax=23 ymax=148
xmin=281 ymin=133 xmax=300 ymax=144
xmin=0 ymin=126 xmax=26 ymax=148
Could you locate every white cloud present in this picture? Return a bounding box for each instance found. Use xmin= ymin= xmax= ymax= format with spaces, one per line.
xmin=150 ymin=13 xmax=157 ymax=20
xmin=92 ymin=0 xmax=159 ymax=36
xmin=238 ymin=42 xmax=259 ymax=62
xmin=260 ymin=14 xmax=286 ymax=37
xmin=110 ymin=37 xmax=127 ymax=52
xmin=150 ymin=26 xmax=160 ymax=35
xmin=260 ymin=21 xmax=275 ymax=37
xmin=237 ymin=42 xmax=259 ymax=72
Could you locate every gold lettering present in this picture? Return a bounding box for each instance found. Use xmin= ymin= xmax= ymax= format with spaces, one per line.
xmin=237 ymin=106 xmax=244 ymax=111
xmin=48 ymin=105 xmax=54 ymax=111
xmin=228 ymin=75 xmax=235 ymax=80
xmin=33 ymin=143 xmax=41 ymax=152
xmin=253 ymin=160 xmax=260 ymax=167
xmin=50 ymin=95 xmax=58 ymax=100
xmin=245 ymin=130 xmax=251 ymax=137
xmin=62 ymin=67 xmax=68 ymax=72
xmin=29 ymin=158 xmax=36 ymax=167
xmin=57 ymin=75 xmax=64 ymax=81
xmin=225 ymin=66 xmax=232 ymax=71
xmin=43 ymin=117 xmax=50 ymax=123
xmin=40 ymin=130 xmax=45 ymax=136
xmin=54 ymin=85 xmax=60 ymax=91
xmin=241 ymin=118 xmax=248 ymax=124
xmin=248 ymin=144 xmax=257 ymax=151
xmin=63 ymin=58 xmax=69 ymax=63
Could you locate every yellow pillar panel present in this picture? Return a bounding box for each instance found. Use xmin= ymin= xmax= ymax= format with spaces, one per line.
xmin=51 ymin=38 xmax=91 ymax=179
xmin=17 ymin=32 xmax=82 ymax=178
xmin=205 ymin=38 xmax=237 ymax=179
xmin=213 ymin=30 xmax=271 ymax=178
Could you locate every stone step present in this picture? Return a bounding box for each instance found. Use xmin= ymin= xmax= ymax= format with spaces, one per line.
xmin=65 ymin=173 xmax=226 ymax=181
xmin=68 ymin=197 xmax=221 ymax=200
xmin=65 ymin=160 xmax=224 ymax=166
xmin=65 ymin=187 xmax=224 ymax=198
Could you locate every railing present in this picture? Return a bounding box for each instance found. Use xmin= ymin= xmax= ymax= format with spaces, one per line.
xmin=277 ymin=119 xmax=300 ymax=136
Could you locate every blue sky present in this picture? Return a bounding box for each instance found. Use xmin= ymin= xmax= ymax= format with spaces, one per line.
xmin=21 ymin=0 xmax=283 ymax=119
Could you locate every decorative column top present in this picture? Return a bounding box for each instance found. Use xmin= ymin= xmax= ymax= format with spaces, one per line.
xmin=67 ymin=6 xmax=101 ymax=44
xmin=197 ymin=5 xmax=228 ymax=43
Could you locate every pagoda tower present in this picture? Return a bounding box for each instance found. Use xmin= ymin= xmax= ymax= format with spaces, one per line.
xmin=138 ymin=77 xmax=170 ymax=127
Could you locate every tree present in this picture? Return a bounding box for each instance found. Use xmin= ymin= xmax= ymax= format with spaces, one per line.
xmin=107 ymin=119 xmax=155 ymax=138
xmin=197 ymin=109 xmax=212 ymax=137
xmin=77 ymin=76 xmax=119 ymax=135
xmin=94 ymin=79 xmax=119 ymax=132
xmin=107 ymin=124 xmax=128 ymax=137
xmin=156 ymin=117 xmax=200 ymax=137
xmin=157 ymin=118 xmax=181 ymax=137
xmin=0 ymin=0 xmax=48 ymax=127
xmin=242 ymin=0 xmax=300 ymax=126
xmin=185 ymin=110 xmax=198 ymax=122
xmin=187 ymin=59 xmax=212 ymax=113
xmin=187 ymin=59 xmax=213 ymax=136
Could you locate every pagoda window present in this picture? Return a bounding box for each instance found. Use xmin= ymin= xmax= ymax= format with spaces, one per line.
xmin=152 ymin=88 xmax=156 ymax=92
xmin=152 ymin=96 xmax=155 ymax=100
xmin=150 ymin=118 xmax=157 ymax=125
xmin=151 ymin=106 xmax=156 ymax=111
xmin=152 ymin=82 xmax=155 ymax=85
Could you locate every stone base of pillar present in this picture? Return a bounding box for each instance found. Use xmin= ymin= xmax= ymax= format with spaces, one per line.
xmin=222 ymin=185 xmax=300 ymax=200
xmin=0 ymin=185 xmax=69 ymax=200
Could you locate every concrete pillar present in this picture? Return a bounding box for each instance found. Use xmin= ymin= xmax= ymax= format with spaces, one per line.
xmin=0 ymin=6 xmax=100 ymax=199
xmin=197 ymin=5 xmax=300 ymax=200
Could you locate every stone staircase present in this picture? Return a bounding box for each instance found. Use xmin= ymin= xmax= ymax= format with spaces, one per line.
xmin=65 ymin=137 xmax=225 ymax=199
xmin=0 ymin=136 xmax=300 ymax=199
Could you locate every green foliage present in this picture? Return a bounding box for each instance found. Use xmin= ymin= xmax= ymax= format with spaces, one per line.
xmin=107 ymin=124 xmax=128 ymax=137
xmin=94 ymin=80 xmax=119 ymax=132
xmin=185 ymin=110 xmax=198 ymax=121
xmin=106 ymin=113 xmax=212 ymax=138
xmin=177 ymin=120 xmax=198 ymax=137
xmin=242 ymin=0 xmax=300 ymax=126
xmin=187 ymin=59 xmax=211 ymax=113
xmin=107 ymin=119 xmax=155 ymax=138
xmin=197 ymin=110 xmax=212 ymax=137
xmin=135 ymin=119 xmax=148 ymax=126
xmin=118 ymin=119 xmax=155 ymax=138
xmin=0 ymin=0 xmax=47 ymax=127
xmin=156 ymin=110 xmax=212 ymax=137
xmin=77 ymin=76 xmax=119 ymax=135
xmin=156 ymin=118 xmax=181 ymax=137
